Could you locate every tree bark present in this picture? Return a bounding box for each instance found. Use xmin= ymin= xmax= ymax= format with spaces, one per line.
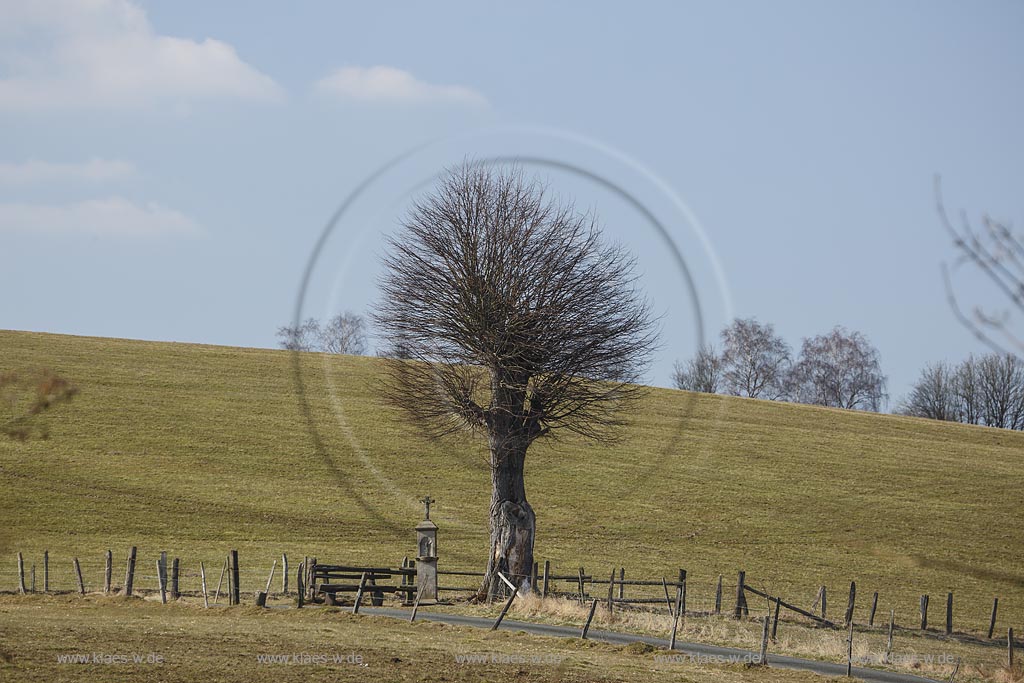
xmin=479 ymin=435 xmax=535 ymax=601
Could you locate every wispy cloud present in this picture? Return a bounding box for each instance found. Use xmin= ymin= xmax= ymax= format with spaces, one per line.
xmin=0 ymin=0 xmax=283 ymax=110
xmin=0 ymin=197 xmax=201 ymax=237
xmin=0 ymin=158 xmax=136 ymax=184
xmin=314 ymin=66 xmax=487 ymax=107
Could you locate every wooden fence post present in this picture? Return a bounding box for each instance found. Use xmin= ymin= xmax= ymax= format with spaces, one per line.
xmin=670 ymin=583 xmax=683 ymax=649
xmin=104 ymin=550 xmax=112 ymax=594
xmin=820 ymin=585 xmax=827 ymax=620
xmin=759 ymin=614 xmax=770 ymax=665
xmin=30 ymin=564 xmax=35 ymax=592
xmin=157 ymin=560 xmax=167 ymax=604
xmin=43 ymin=550 xmax=49 ymax=592
xmin=123 ymin=546 xmax=136 ymax=596
xmin=532 ymin=562 xmax=538 ymax=592
xmin=885 ymin=610 xmax=895 ymax=664
xmin=715 ymin=574 xmax=723 ymax=615
xmin=661 ymin=578 xmax=674 ymax=616
xmin=213 ymin=557 xmax=227 ymax=605
xmin=264 ymin=560 xmax=277 ymax=596
xmin=581 ymin=599 xmax=598 ymax=639
xmin=170 ymin=558 xmax=180 ymax=600
xmin=230 ymin=550 xmax=240 ymax=606
xmin=771 ymin=597 xmax=781 ymax=641
xmin=255 ymin=591 xmax=267 ymax=607
xmin=159 ymin=552 xmax=167 ymax=592
xmin=945 ymin=592 xmax=953 ymax=635
xmin=734 ymin=570 xmax=745 ymax=619
xmin=988 ymin=598 xmax=998 ymax=639
xmin=577 ymin=567 xmax=585 ymax=605
xmin=200 ymin=561 xmax=209 ymax=608
xmin=1008 ymin=627 xmax=1014 ymax=669
xmin=920 ymin=594 xmax=929 ymax=630
xmin=73 ymin=558 xmax=85 ymax=595
xmin=282 ymin=554 xmax=288 ymax=594
xmin=541 ymin=560 xmax=550 ymax=598
xmin=868 ymin=591 xmax=878 ymax=626
xmin=846 ymin=619 xmax=854 ymax=677
xmin=296 ymin=562 xmax=304 ymax=608
xmin=618 ymin=568 xmax=625 ymax=600
xmin=606 ymin=568 xmax=615 ymax=614
xmin=844 ymin=581 xmax=856 ymax=626
xmin=353 ymin=572 xmax=368 ymax=614
xmin=491 ymin=580 xmax=519 ymax=631
xmin=17 ymin=553 xmax=26 ymax=594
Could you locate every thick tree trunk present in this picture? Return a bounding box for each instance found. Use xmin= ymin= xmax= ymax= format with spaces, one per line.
xmin=479 ymin=436 xmax=535 ymax=601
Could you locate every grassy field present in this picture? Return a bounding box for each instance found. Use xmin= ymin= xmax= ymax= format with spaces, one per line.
xmin=0 ymin=593 xmax=867 ymax=683
xmin=1 ymin=329 xmax=1023 ymax=639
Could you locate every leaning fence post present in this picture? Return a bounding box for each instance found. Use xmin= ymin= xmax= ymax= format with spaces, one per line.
xmin=820 ymin=585 xmax=827 ymax=620
xmin=661 ymin=578 xmax=674 ymax=616
xmin=920 ymin=594 xmax=929 ymax=630
xmin=868 ymin=591 xmax=878 ymax=626
xmin=17 ymin=553 xmax=26 ymax=594
xmin=734 ymin=570 xmax=745 ymax=619
xmin=844 ymin=581 xmax=856 ymax=626
xmin=123 ymin=546 xmax=136 ymax=596
xmin=213 ymin=557 xmax=227 ymax=605
xmin=581 ymin=599 xmax=598 ymax=639
xmin=988 ymin=598 xmax=998 ymax=639
xmin=669 ymin=583 xmax=683 ymax=649
xmin=491 ymin=572 xmax=519 ymax=631
xmin=352 ymin=572 xmax=368 ymax=614
xmin=104 ymin=550 xmax=112 ymax=594
xmin=264 ymin=560 xmax=277 ymax=596
xmin=846 ymin=619 xmax=854 ymax=677
xmin=200 ymin=561 xmax=209 ymax=608
xmin=73 ymin=558 xmax=85 ymax=595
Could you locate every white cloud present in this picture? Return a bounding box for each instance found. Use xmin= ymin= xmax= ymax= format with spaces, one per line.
xmin=315 ymin=66 xmax=487 ymax=107
xmin=0 ymin=158 xmax=136 ymax=184
xmin=0 ymin=197 xmax=201 ymax=236
xmin=0 ymin=0 xmax=282 ymax=110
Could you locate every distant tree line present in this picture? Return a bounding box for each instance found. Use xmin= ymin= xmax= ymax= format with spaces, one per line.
xmin=277 ymin=312 xmax=368 ymax=355
xmin=673 ymin=318 xmax=887 ymax=412
xmin=899 ymin=354 xmax=1024 ymax=430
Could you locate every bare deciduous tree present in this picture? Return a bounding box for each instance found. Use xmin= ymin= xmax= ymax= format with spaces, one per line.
xmin=374 ymin=164 xmax=657 ymax=599
xmin=898 ymin=361 xmax=957 ymax=421
xmin=672 ymin=344 xmax=722 ymax=394
xmin=277 ymin=312 xmax=367 ymax=355
xmin=953 ymin=355 xmax=982 ymax=425
xmin=788 ymin=326 xmax=887 ymax=411
xmin=319 ymin=312 xmax=368 ymax=355
xmin=719 ymin=318 xmax=790 ymax=399
xmin=277 ymin=318 xmax=320 ymax=352
xmin=976 ymin=353 xmax=1024 ymax=430
xmin=938 ymin=179 xmax=1024 ymax=358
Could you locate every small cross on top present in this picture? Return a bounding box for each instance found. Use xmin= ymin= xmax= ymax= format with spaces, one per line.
xmin=421 ymin=495 xmax=434 ymax=520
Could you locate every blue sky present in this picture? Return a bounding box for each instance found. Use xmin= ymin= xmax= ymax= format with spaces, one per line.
xmin=1 ymin=0 xmax=1022 ymax=405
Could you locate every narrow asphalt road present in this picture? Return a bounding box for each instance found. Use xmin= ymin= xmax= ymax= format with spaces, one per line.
xmin=361 ymin=606 xmax=940 ymax=683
